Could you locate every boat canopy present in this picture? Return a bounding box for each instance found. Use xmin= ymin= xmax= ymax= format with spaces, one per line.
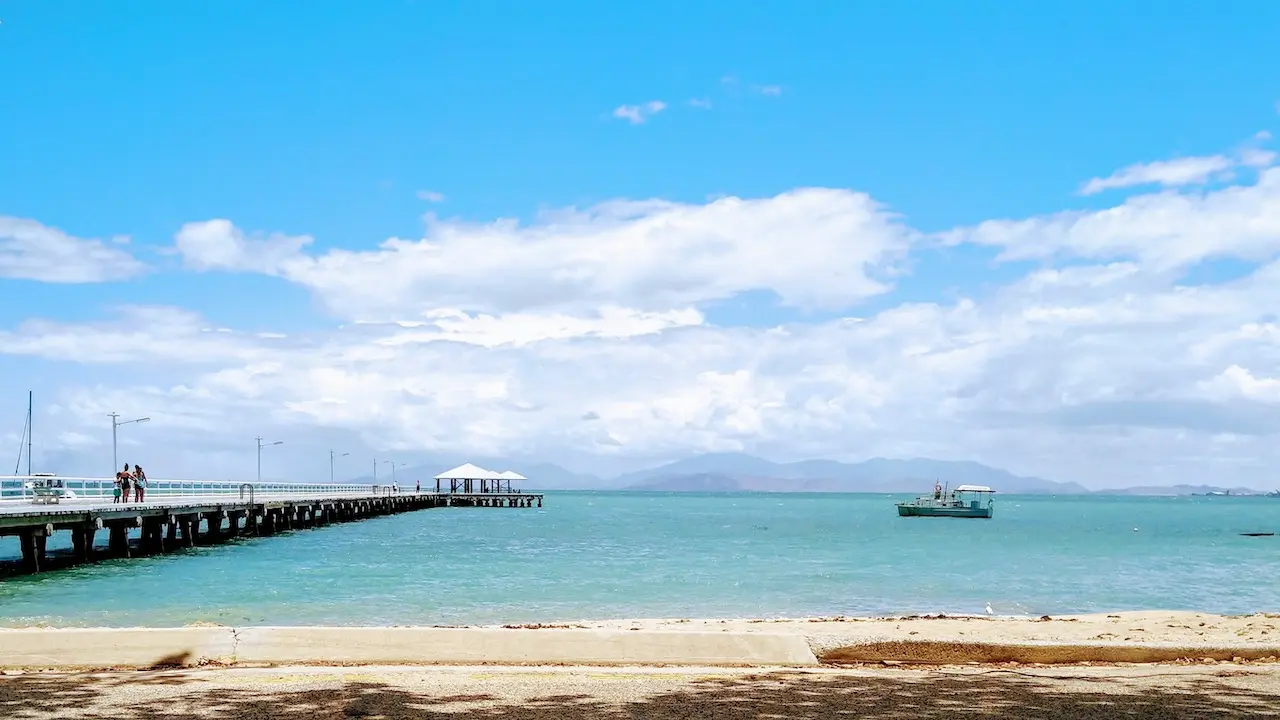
xmin=954 ymin=484 xmax=995 ymax=493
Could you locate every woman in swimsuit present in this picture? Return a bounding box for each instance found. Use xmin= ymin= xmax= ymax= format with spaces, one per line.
xmin=120 ymin=463 xmax=132 ymax=502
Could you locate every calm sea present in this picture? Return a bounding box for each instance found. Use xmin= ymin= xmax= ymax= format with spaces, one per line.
xmin=0 ymin=492 xmax=1277 ymax=627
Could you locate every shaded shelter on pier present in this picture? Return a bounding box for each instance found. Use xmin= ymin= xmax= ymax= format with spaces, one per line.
xmin=433 ymin=464 xmax=526 ymax=494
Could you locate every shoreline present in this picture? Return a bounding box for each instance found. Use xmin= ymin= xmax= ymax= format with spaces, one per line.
xmin=3 ymin=611 xmax=1279 ymax=670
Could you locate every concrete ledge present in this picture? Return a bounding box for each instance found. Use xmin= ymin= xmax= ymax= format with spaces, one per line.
xmin=820 ymin=640 xmax=1280 ymax=665
xmin=236 ymin=627 xmax=818 ymax=666
xmin=0 ymin=627 xmax=818 ymax=669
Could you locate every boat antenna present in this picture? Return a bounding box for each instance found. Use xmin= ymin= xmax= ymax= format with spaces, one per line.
xmin=13 ymin=391 xmax=31 ymax=475
xmin=26 ymin=390 xmax=32 ymax=476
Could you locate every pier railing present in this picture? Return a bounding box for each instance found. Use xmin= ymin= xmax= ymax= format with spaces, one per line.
xmin=0 ymin=475 xmax=384 ymax=502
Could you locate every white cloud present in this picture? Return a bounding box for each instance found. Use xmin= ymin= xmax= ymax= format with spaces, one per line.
xmin=416 ymin=190 xmax=446 ymax=202
xmin=753 ymin=85 xmax=783 ymax=96
xmin=13 ymin=136 xmax=1280 ymax=489
xmin=1240 ymin=147 xmax=1277 ymax=168
xmin=174 ymin=219 xmax=313 ymax=275
xmin=173 ymin=189 xmax=914 ymax=321
xmin=0 ymin=216 xmax=145 ymax=283
xmin=1078 ymin=155 xmax=1235 ymax=195
xmin=612 ymin=100 xmax=667 ymax=124
xmin=688 ymin=98 xmax=713 ymax=109
xmin=12 ymin=253 xmax=1280 ymax=487
xmin=1079 ymin=135 xmax=1277 ymax=196
xmin=943 ymin=167 xmax=1280 ymax=269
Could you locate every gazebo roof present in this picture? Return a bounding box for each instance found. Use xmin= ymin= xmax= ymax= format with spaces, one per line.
xmin=497 ymin=470 xmax=527 ymax=480
xmin=434 ymin=463 xmax=498 ymax=480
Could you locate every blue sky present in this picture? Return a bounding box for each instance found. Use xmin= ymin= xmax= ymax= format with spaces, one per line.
xmin=2 ymin=2 xmax=1280 ymax=486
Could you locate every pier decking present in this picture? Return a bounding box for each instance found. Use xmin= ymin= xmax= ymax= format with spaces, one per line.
xmin=0 ymin=476 xmax=542 ymax=577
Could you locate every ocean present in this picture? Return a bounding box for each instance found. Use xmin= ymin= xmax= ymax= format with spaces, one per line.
xmin=0 ymin=491 xmax=1276 ymax=627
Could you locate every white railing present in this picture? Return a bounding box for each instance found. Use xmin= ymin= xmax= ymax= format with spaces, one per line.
xmin=0 ymin=475 xmax=387 ymax=503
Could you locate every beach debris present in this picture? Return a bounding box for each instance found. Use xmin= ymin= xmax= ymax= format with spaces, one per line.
xmin=1037 ymin=615 xmax=1052 ymax=622
xmin=984 ymin=603 xmax=995 ymax=615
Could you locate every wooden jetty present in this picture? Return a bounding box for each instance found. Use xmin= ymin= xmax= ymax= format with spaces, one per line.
xmin=0 ymin=476 xmax=542 ymax=577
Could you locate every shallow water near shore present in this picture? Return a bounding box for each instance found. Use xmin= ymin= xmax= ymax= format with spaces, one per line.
xmin=0 ymin=491 xmax=1276 ymax=627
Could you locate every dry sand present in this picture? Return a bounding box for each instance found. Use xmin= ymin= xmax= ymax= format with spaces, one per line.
xmin=548 ymin=610 xmax=1280 ymax=663
xmin=4 ymin=664 xmax=1280 ymax=719
xmin=4 ymin=611 xmax=1280 ymax=671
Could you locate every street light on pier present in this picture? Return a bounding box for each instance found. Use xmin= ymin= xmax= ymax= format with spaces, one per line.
xmin=255 ymin=436 xmax=284 ymax=483
xmin=329 ymin=449 xmax=349 ymax=484
xmin=382 ymin=460 xmax=404 ymax=487
xmin=109 ymin=413 xmax=150 ymax=477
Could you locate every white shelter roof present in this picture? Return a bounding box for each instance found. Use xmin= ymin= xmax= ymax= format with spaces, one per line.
xmin=954 ymin=484 xmax=995 ymax=493
xmin=434 ymin=463 xmax=498 ymax=480
xmin=497 ymin=470 xmax=527 ymax=480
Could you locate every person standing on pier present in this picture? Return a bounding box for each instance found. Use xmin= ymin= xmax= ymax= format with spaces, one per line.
xmin=133 ymin=465 xmax=147 ymax=502
xmin=120 ymin=463 xmax=133 ymax=503
xmin=112 ymin=470 xmax=123 ymax=503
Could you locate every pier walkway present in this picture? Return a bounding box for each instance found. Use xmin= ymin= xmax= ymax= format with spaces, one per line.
xmin=0 ymin=476 xmax=542 ymax=576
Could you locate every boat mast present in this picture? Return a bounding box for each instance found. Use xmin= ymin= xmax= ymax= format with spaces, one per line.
xmin=26 ymin=390 xmax=32 ymax=476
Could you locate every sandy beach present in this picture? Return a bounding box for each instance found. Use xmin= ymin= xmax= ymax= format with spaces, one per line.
xmin=5 ymin=664 xmax=1280 ymax=719
xmin=3 ymin=611 xmax=1279 ymax=671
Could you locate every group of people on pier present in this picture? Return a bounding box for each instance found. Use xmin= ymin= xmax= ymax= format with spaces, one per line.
xmin=112 ymin=463 xmax=147 ymax=503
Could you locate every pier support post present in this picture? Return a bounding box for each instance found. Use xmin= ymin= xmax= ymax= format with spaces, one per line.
xmin=108 ymin=523 xmax=131 ymax=558
xmin=204 ymin=511 xmax=226 ymax=543
xmin=139 ymin=519 xmax=163 ymax=555
xmin=228 ymin=513 xmax=243 ymax=536
xmin=165 ymin=518 xmax=177 ymax=550
xmin=19 ymin=527 xmax=50 ymax=573
xmin=72 ymin=522 xmax=98 ymax=562
xmin=178 ymin=515 xmax=197 ymax=547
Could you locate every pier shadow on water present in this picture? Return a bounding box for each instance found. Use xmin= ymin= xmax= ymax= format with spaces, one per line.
xmin=3 ymin=666 xmax=1280 ymax=719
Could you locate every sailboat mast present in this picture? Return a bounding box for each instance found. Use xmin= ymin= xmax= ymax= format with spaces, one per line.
xmin=26 ymin=390 xmax=32 ymax=476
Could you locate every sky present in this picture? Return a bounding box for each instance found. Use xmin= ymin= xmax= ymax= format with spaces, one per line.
xmin=2 ymin=1 xmax=1280 ymax=488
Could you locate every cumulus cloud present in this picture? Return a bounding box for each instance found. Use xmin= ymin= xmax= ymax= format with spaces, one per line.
xmin=416 ymin=190 xmax=446 ymax=202
xmin=0 ymin=216 xmax=145 ymax=282
xmin=12 ymin=136 xmax=1280 ymax=488
xmin=612 ymin=100 xmax=667 ymax=124
xmin=688 ymin=98 xmax=713 ymax=109
xmin=173 ymin=189 xmax=914 ymax=321
xmin=174 ymin=219 xmax=313 ymax=275
xmin=10 ymin=253 xmax=1280 ymax=486
xmin=943 ymin=167 xmax=1280 ymax=269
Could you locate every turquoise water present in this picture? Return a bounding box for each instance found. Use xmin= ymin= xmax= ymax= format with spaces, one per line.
xmin=0 ymin=492 xmax=1277 ymax=627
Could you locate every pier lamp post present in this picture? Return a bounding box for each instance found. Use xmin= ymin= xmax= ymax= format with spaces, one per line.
xmin=109 ymin=413 xmax=150 ymax=478
xmin=255 ymin=437 xmax=283 ymax=483
xmin=329 ymin=450 xmax=349 ymax=484
xmin=382 ymin=460 xmax=404 ymax=487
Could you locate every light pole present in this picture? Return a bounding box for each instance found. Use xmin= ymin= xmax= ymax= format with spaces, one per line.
xmin=329 ymin=449 xmax=349 ymax=484
xmin=382 ymin=460 xmax=404 ymax=487
xmin=373 ymin=458 xmax=377 ymax=482
xmin=109 ymin=413 xmax=150 ymax=477
xmin=255 ymin=436 xmax=283 ymax=483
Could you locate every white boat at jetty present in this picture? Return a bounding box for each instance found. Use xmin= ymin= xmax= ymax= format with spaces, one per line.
xmin=897 ymin=483 xmax=995 ymax=518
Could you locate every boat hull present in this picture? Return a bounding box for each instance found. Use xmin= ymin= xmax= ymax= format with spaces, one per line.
xmin=896 ymin=504 xmax=993 ymax=519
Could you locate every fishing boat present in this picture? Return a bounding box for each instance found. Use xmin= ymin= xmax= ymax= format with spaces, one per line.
xmin=896 ymin=483 xmax=995 ymax=518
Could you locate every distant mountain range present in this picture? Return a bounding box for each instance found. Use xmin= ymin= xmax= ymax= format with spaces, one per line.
xmin=348 ymin=451 xmax=1274 ymax=496
xmin=615 ymin=453 xmax=1087 ymax=494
